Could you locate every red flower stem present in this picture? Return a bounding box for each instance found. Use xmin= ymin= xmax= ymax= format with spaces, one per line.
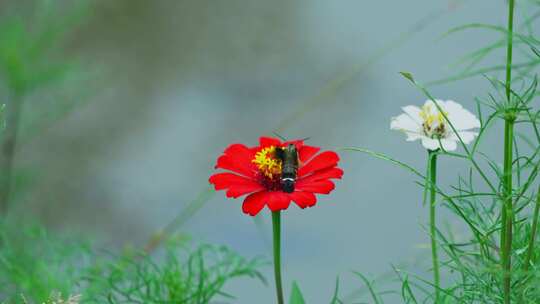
xmin=428 ymin=150 xmax=440 ymax=302
xmin=272 ymin=210 xmax=284 ymax=304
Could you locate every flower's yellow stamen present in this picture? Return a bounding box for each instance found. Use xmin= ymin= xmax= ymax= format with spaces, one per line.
xmin=420 ymin=104 xmax=448 ymax=138
xmin=252 ymin=146 xmax=282 ymax=179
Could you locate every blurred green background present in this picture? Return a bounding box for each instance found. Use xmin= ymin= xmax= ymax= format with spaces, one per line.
xmin=0 ymin=0 xmax=510 ymax=302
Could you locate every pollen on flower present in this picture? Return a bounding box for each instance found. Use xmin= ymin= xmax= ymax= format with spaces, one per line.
xmin=420 ymin=104 xmax=448 ymax=138
xmin=252 ymin=146 xmax=282 ymax=179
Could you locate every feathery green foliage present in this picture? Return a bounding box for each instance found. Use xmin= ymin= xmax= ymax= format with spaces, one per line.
xmin=0 ymin=0 xmax=93 ymax=214
xmin=0 ymin=217 xmax=96 ymax=303
xmin=0 ymin=217 xmax=266 ymax=304
xmin=343 ymin=0 xmax=540 ymax=302
xmin=85 ymin=239 xmax=267 ymax=304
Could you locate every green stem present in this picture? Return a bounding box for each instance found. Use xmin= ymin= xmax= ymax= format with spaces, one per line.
xmin=502 ymin=0 xmax=515 ymax=302
xmin=502 ymin=118 xmax=515 ymax=304
xmin=428 ymin=150 xmax=440 ymax=302
xmin=272 ymin=211 xmax=284 ymax=304
xmin=0 ymin=91 xmax=23 ymax=215
xmin=505 ymin=0 xmax=515 ymax=104
xmin=523 ymin=186 xmax=540 ymax=273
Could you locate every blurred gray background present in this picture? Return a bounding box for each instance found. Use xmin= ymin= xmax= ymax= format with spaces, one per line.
xmin=5 ymin=0 xmax=512 ymax=302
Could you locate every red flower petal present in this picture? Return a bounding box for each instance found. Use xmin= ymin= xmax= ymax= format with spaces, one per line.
xmin=297 ymin=167 xmax=343 ymax=184
xmin=212 ymin=137 xmax=342 ymax=216
xmin=298 ymin=145 xmax=321 ymax=163
xmin=242 ymin=191 xmax=267 ymax=216
xmin=214 ymin=144 xmax=257 ymax=177
xmin=296 ymin=180 xmax=335 ymax=194
xmin=290 ymin=191 xmax=317 ymax=208
xmin=298 ymin=151 xmax=340 ymax=177
xmin=223 ymin=143 xmax=253 ymax=159
xmin=226 ymin=183 xmax=265 ymax=198
xmin=215 ymin=155 xmax=257 ymax=178
xmin=267 ymin=191 xmax=291 ymax=211
xmin=259 ymin=136 xmax=282 ymax=148
xmin=209 ymin=173 xmax=263 ymax=198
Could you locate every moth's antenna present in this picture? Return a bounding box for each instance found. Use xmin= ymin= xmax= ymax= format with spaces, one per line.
xmin=300 ymin=137 xmax=311 ymax=142
xmin=272 ymin=131 xmax=287 ymax=141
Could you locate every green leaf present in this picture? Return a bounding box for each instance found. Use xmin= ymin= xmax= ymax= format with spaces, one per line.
xmin=340 ymin=147 xmax=424 ymax=179
xmin=289 ymin=281 xmax=306 ymax=304
xmin=532 ymin=46 xmax=540 ymax=58
xmin=399 ymin=71 xmax=416 ymax=83
xmin=352 ymin=272 xmax=381 ymax=304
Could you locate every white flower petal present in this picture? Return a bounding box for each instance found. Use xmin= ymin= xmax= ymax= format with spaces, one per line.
xmin=391 ymin=99 xmax=479 ymax=151
xmin=421 ymin=137 xmax=458 ymax=151
xmin=402 ymin=105 xmax=423 ymax=124
xmin=440 ymin=138 xmax=457 ymax=151
xmin=443 ymin=100 xmax=480 ymax=131
xmin=451 ymin=131 xmax=478 ymax=144
xmin=404 ymin=131 xmax=423 ymax=141
xmin=421 ymin=137 xmax=441 ymax=151
xmin=423 ymin=99 xmax=445 ymax=109
xmin=390 ymin=113 xmax=421 ymax=133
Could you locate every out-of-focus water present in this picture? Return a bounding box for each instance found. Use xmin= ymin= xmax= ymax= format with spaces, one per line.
xmin=18 ymin=0 xmax=511 ymax=302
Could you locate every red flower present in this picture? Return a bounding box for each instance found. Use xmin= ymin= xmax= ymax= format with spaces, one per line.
xmin=209 ymin=136 xmax=343 ymax=216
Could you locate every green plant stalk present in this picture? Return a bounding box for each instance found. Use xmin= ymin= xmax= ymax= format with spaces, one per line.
xmin=272 ymin=211 xmax=284 ymax=304
xmin=523 ymin=187 xmax=540 ymax=273
xmin=502 ymin=118 xmax=515 ymax=304
xmin=0 ymin=91 xmax=24 ymax=214
xmin=505 ymin=0 xmax=515 ymax=103
xmin=501 ymin=0 xmax=515 ymax=302
xmin=428 ymin=150 xmax=440 ymax=302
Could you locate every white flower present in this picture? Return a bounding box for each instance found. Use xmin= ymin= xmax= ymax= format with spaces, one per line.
xmin=390 ymin=99 xmax=480 ymax=151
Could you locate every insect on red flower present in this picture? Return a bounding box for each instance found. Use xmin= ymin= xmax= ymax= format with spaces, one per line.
xmin=209 ymin=136 xmax=343 ymax=216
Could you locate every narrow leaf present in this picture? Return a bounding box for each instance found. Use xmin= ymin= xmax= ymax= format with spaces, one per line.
xmin=400 ymin=71 xmax=416 ymax=83
xmin=289 ymin=281 xmax=306 ymax=304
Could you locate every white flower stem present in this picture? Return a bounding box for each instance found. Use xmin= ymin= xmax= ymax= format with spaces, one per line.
xmin=427 ymin=150 xmax=440 ymax=302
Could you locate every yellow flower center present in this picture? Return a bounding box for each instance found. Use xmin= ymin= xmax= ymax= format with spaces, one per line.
xmin=252 ymin=146 xmax=282 ymax=179
xmin=420 ymin=104 xmax=448 ymax=138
